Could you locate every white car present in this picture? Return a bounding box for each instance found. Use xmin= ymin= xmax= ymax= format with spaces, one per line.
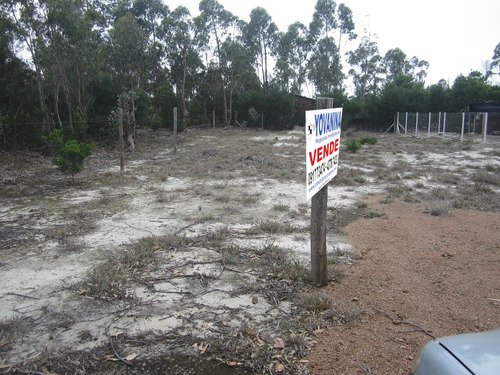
xmin=410 ymin=329 xmax=500 ymax=375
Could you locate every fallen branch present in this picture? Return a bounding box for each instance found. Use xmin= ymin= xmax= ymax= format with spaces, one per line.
xmin=144 ymin=272 xmax=219 ymax=282
xmin=109 ymin=336 xmax=133 ymax=367
xmin=153 ymin=289 xmax=192 ymax=295
xmin=371 ymin=303 xmax=436 ymax=339
xmin=6 ymin=292 xmax=39 ymax=300
xmin=182 ymin=259 xmax=222 ymax=266
xmin=125 ymin=223 xmax=155 ymax=236
xmin=223 ymin=265 xmax=257 ymax=276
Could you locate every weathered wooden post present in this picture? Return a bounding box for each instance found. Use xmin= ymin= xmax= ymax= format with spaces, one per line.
xmin=415 ymin=112 xmax=419 ymax=136
xmin=310 ymin=97 xmax=334 ymax=287
xmin=118 ymin=107 xmax=125 ymax=172
xmin=428 ymin=112 xmax=432 ymax=137
xmin=442 ymin=112 xmax=447 ymax=139
xmin=213 ymin=110 xmax=215 ymax=133
xmin=483 ymin=112 xmax=488 ymax=144
xmin=460 ymin=112 xmax=465 ymax=142
xmin=173 ymin=107 xmax=178 ymax=154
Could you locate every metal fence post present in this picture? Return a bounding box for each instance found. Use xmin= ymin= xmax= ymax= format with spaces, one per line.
xmin=428 ymin=112 xmax=431 ymax=137
xmin=415 ymin=112 xmax=419 ymax=136
xmin=442 ymin=112 xmax=447 ymax=139
xmin=460 ymin=112 xmax=465 ymax=142
xmin=483 ymin=112 xmax=488 ymax=144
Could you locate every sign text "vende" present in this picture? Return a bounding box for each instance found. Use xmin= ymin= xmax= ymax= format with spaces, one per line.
xmin=308 ymin=139 xmax=339 ymax=167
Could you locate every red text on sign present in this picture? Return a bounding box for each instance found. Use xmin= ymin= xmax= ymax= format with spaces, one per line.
xmin=308 ymin=139 xmax=339 ymax=167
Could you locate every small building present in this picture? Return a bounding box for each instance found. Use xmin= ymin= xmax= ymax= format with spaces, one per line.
xmin=293 ymin=95 xmax=315 ymax=125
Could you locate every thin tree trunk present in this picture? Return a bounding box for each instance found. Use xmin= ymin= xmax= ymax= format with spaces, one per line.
xmin=229 ymin=85 xmax=234 ymax=125
xmin=264 ymin=43 xmax=269 ymax=95
xmin=63 ymin=77 xmax=74 ymax=135
xmin=214 ymin=29 xmax=228 ymax=126
xmin=181 ymin=47 xmax=187 ymax=122
xmin=131 ymin=78 xmax=136 ymax=141
xmin=54 ymin=77 xmax=63 ymax=129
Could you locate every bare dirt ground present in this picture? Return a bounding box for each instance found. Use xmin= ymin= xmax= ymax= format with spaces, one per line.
xmin=307 ymin=198 xmax=500 ymax=374
xmin=1 ymin=128 xmax=499 ymax=374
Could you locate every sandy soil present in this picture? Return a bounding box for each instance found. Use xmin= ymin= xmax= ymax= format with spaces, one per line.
xmin=1 ymin=129 xmax=499 ymax=374
xmin=308 ymin=197 xmax=500 ymax=374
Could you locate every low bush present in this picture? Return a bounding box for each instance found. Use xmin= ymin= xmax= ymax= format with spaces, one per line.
xmin=344 ymin=138 xmax=362 ymax=153
xmin=344 ymin=136 xmax=378 ymax=153
xmin=43 ymin=129 xmax=94 ymax=178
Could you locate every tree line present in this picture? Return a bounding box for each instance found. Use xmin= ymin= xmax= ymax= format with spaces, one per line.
xmin=1 ymin=0 xmax=499 ymax=148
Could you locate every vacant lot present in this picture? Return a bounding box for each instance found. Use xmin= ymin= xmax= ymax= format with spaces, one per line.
xmin=1 ymin=128 xmax=499 ymax=374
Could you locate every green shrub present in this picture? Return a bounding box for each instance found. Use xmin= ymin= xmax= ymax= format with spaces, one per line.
xmin=344 ymin=138 xmax=362 ymax=153
xmin=360 ymin=136 xmax=378 ymax=145
xmin=44 ymin=129 xmax=95 ymax=178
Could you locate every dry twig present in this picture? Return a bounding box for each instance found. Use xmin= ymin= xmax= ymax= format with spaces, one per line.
xmin=370 ymin=303 xmax=436 ymax=339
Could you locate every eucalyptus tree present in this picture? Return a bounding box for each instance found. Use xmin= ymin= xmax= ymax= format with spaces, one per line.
xmin=108 ymin=9 xmax=148 ymax=142
xmin=161 ymin=6 xmax=202 ymax=123
xmin=196 ymin=0 xmax=236 ymax=126
xmin=490 ymin=42 xmax=500 ymax=79
xmin=273 ymin=35 xmax=293 ymax=93
xmin=244 ymin=7 xmax=278 ymax=95
xmin=308 ymin=0 xmax=356 ymax=94
xmin=382 ymin=48 xmax=429 ymax=83
xmin=348 ymin=35 xmax=383 ymax=100
xmin=132 ymin=0 xmax=169 ymax=98
xmin=220 ymin=37 xmax=260 ymax=124
xmin=0 ymin=4 xmax=40 ymax=146
xmin=307 ymin=37 xmax=343 ymax=94
xmin=5 ymin=0 xmax=51 ymax=133
xmin=309 ymin=0 xmax=338 ymax=40
xmin=132 ymin=0 xmax=168 ymax=44
xmin=336 ymin=3 xmax=356 ymax=52
xmin=40 ymin=0 xmax=108 ymax=136
xmin=275 ymin=22 xmax=310 ymax=94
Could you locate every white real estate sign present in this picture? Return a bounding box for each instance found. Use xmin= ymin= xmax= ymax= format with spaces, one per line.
xmin=305 ymin=108 xmax=342 ymax=201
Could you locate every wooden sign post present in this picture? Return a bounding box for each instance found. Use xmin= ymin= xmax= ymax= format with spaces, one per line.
xmin=305 ymin=98 xmax=342 ymax=286
xmin=309 ymin=97 xmax=336 ymax=286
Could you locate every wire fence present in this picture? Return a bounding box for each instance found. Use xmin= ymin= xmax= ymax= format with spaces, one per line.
xmin=387 ymin=112 xmax=500 ymax=143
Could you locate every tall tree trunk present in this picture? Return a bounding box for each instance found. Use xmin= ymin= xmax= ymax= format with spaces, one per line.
xmin=76 ymin=68 xmax=89 ymax=129
xmin=34 ymin=58 xmax=51 ymax=135
xmin=180 ymin=47 xmax=187 ymax=122
xmin=264 ymin=43 xmax=269 ymax=95
xmin=214 ymin=28 xmax=228 ymax=126
xmin=63 ymin=77 xmax=74 ymax=135
xmin=131 ymin=78 xmax=136 ymax=141
xmin=53 ymin=77 xmax=63 ymax=129
xmin=229 ymin=85 xmax=234 ymax=125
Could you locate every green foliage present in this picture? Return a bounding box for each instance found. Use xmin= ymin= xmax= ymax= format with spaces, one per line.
xmin=344 ymin=138 xmax=362 ymax=153
xmin=44 ymin=129 xmax=94 ymax=177
xmin=360 ymin=136 xmax=377 ymax=145
xmin=2 ymin=0 xmax=500 ymax=146
xmin=344 ymin=136 xmax=377 ymax=153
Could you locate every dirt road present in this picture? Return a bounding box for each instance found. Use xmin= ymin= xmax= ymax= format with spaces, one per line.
xmin=308 ymin=198 xmax=500 ymax=374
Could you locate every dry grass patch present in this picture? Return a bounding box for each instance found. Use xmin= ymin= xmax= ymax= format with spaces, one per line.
xmin=247 ymin=220 xmax=300 ymax=235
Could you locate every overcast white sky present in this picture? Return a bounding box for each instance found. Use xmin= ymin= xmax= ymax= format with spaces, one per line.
xmin=165 ymin=0 xmax=499 ymax=92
